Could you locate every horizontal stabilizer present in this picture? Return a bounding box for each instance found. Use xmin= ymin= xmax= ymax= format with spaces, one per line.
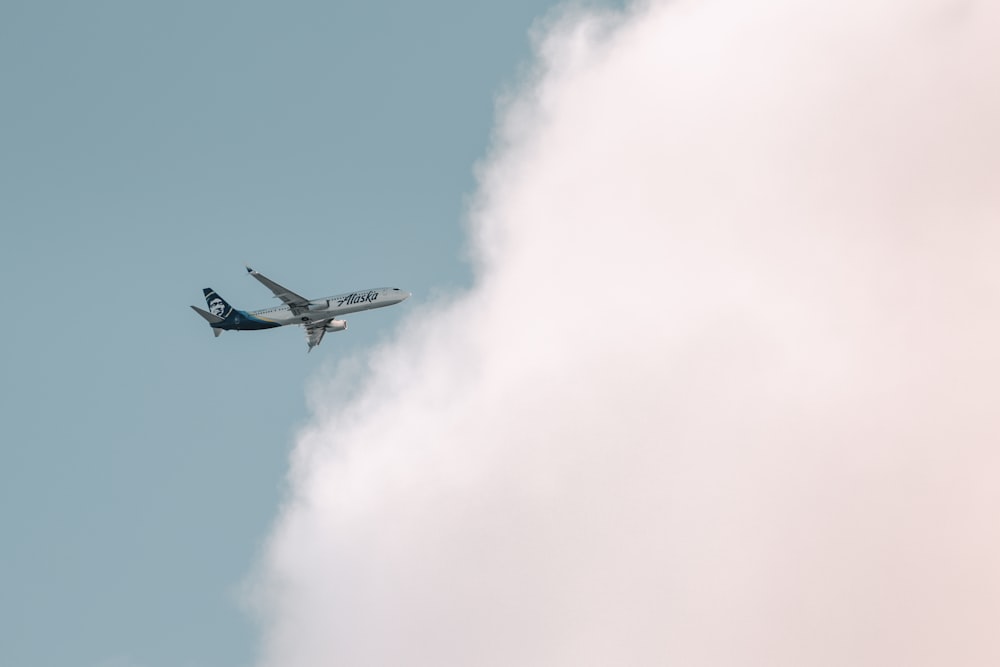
xmin=190 ymin=305 xmax=224 ymax=324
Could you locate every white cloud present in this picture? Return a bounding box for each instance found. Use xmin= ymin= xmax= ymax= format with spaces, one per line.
xmin=252 ymin=1 xmax=1000 ymax=665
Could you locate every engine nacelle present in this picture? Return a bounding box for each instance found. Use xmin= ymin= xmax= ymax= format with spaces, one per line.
xmin=324 ymin=319 xmax=348 ymax=333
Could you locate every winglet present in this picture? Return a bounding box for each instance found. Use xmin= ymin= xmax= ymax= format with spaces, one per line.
xmin=246 ymin=265 xmax=255 ymax=274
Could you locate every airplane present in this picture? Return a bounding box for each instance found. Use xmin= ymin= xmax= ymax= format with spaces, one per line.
xmin=191 ymin=266 xmax=410 ymax=351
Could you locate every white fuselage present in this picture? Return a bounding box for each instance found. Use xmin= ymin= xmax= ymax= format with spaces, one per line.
xmin=248 ymin=287 xmax=410 ymax=326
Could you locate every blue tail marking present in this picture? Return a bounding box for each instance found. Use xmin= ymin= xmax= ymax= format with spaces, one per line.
xmin=202 ymin=288 xmax=280 ymax=331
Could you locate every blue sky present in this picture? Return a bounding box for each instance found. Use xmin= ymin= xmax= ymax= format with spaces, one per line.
xmin=0 ymin=2 xmax=600 ymax=665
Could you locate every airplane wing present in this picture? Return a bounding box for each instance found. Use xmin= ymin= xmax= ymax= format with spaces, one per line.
xmin=304 ymin=322 xmax=326 ymax=352
xmin=246 ymin=266 xmax=311 ymax=315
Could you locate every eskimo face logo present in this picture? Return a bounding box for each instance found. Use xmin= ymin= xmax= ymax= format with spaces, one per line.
xmin=209 ymin=298 xmax=227 ymax=317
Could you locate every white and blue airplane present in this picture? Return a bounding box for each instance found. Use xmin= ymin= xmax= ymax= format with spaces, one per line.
xmin=191 ymin=267 xmax=410 ymax=351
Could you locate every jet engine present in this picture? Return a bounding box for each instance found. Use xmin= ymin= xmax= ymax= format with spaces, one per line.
xmin=324 ymin=319 xmax=348 ymax=333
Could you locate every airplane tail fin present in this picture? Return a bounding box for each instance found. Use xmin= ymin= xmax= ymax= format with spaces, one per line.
xmin=192 ymin=288 xmax=238 ymax=337
xmin=201 ymin=288 xmax=236 ymax=319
